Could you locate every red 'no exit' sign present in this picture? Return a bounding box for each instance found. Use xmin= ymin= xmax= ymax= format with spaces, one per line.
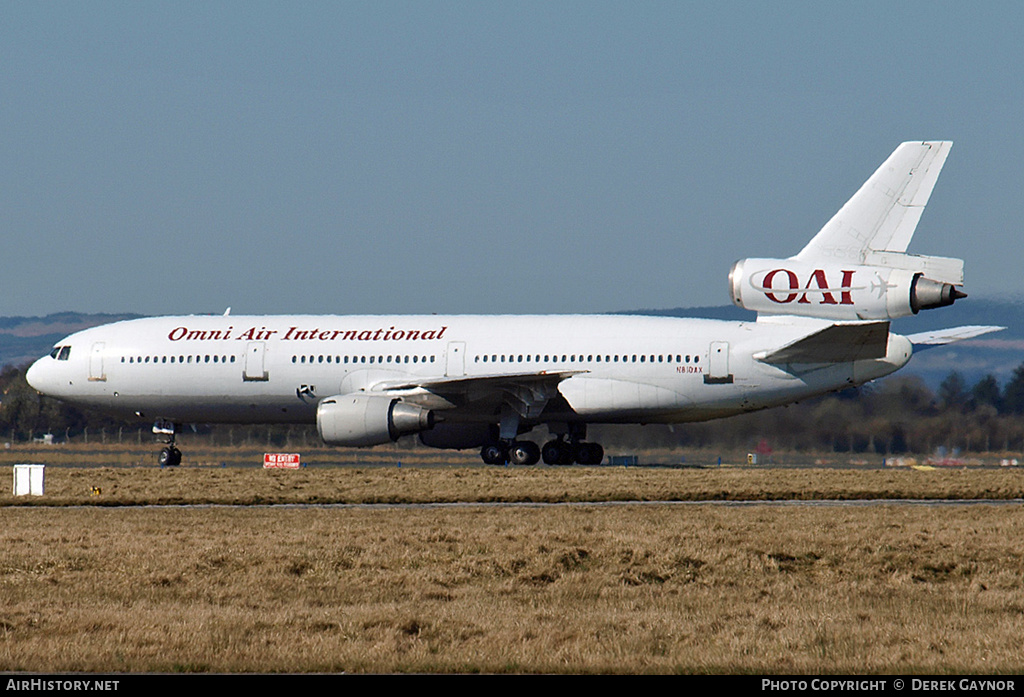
xmin=263 ymin=453 xmax=301 ymax=469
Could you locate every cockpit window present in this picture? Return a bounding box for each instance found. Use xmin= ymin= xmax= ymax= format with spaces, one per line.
xmin=56 ymin=346 xmax=71 ymax=361
xmin=50 ymin=347 xmax=60 ymax=359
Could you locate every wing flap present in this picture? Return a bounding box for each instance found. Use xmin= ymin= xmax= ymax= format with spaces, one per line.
xmin=375 ymin=369 xmax=585 ymax=394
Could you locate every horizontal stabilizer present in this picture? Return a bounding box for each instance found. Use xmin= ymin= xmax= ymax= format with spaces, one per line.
xmin=906 ymin=325 xmax=1005 ymax=350
xmin=757 ymin=322 xmax=890 ymax=364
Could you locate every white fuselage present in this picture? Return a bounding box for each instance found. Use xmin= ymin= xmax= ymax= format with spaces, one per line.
xmin=19 ymin=140 xmax=974 ymax=464
xmin=25 ymin=313 xmax=912 ymax=429
xmin=21 ymin=143 xmax=977 ymax=465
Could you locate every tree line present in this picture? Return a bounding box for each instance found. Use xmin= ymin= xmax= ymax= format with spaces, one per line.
xmin=593 ymin=365 xmax=1024 ymax=455
xmin=5 ymin=361 xmax=1024 ymax=454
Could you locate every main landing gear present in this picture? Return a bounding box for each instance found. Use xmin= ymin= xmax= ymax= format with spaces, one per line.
xmin=480 ymin=440 xmax=541 ymax=466
xmin=153 ymin=419 xmax=181 ymax=467
xmin=540 ymin=437 xmax=604 ymax=466
xmin=541 ymin=423 xmax=604 ymax=465
xmin=479 ymin=437 xmax=604 ymax=466
xmin=479 ymin=424 xmax=604 ymax=466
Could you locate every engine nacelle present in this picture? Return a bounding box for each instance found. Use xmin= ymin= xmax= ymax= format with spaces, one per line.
xmin=317 ymin=394 xmax=434 ymax=447
xmin=728 ymin=259 xmax=966 ymax=321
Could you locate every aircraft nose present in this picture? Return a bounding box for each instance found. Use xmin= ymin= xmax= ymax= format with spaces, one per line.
xmin=25 ymin=357 xmax=50 ymax=393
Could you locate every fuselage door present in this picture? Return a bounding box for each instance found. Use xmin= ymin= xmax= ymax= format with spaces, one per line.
xmin=243 ymin=342 xmax=269 ymax=381
xmin=88 ymin=342 xmax=106 ymax=382
xmin=445 ymin=341 xmax=466 ymax=377
xmin=704 ymin=341 xmax=734 ymax=385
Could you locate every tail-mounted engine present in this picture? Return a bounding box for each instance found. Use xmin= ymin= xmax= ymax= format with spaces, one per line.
xmin=317 ymin=394 xmax=434 ymax=447
xmin=728 ymin=256 xmax=966 ymax=321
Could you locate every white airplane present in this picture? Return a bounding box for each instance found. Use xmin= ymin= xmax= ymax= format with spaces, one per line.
xmin=26 ymin=141 xmax=1001 ymax=467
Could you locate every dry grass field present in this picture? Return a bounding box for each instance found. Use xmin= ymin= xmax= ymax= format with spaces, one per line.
xmin=2 ymin=444 xmax=1024 ymax=674
xmin=3 ymin=462 xmax=1024 ymax=507
xmin=3 ymin=441 xmax=1024 ymax=506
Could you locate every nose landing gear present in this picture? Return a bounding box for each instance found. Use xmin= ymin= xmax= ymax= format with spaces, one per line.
xmin=153 ymin=419 xmax=182 ymax=467
xmin=158 ymin=444 xmax=182 ymax=468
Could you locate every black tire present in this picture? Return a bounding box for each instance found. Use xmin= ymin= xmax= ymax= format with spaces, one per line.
xmin=541 ymin=441 xmax=559 ymax=465
xmin=158 ymin=446 xmax=181 ymax=467
xmin=508 ymin=441 xmax=540 ymax=466
xmin=480 ymin=443 xmax=508 ymax=465
xmin=542 ymin=440 xmax=571 ymax=465
xmin=575 ymin=442 xmax=604 ymax=466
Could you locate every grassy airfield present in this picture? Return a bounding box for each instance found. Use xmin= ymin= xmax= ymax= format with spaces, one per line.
xmin=1 ymin=444 xmax=1023 ymax=674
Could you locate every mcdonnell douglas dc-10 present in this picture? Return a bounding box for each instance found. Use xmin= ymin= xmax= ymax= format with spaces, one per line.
xmin=27 ymin=141 xmax=1000 ymax=466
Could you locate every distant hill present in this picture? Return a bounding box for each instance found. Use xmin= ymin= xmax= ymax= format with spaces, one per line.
xmin=3 ymin=301 xmax=1019 ymax=390
xmin=0 ymin=313 xmax=139 ymax=368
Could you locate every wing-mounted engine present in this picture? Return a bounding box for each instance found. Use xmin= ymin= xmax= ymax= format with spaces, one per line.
xmin=317 ymin=394 xmax=435 ymax=447
xmin=729 ymin=256 xmax=965 ymax=321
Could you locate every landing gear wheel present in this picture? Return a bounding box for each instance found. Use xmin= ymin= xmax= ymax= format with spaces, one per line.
xmin=158 ymin=445 xmax=181 ymax=467
xmin=480 ymin=443 xmax=509 ymax=465
xmin=574 ymin=442 xmax=605 ymax=466
xmin=154 ymin=419 xmax=181 ymax=467
xmin=542 ymin=440 xmax=573 ymax=465
xmin=508 ymin=441 xmax=540 ymax=466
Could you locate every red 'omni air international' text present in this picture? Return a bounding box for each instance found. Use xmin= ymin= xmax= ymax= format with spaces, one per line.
xmin=167 ymin=326 xmax=449 ymax=342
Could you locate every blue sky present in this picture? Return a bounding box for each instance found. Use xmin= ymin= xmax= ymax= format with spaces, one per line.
xmin=2 ymin=2 xmax=1022 ymax=317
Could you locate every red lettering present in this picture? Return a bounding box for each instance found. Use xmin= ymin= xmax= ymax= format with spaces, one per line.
xmin=762 ymin=268 xmax=857 ymax=306
xmin=798 ymin=268 xmax=837 ymax=305
xmin=193 ymin=325 xmax=451 ymax=342
xmin=840 ymin=270 xmax=855 ymax=304
xmin=763 ymin=269 xmax=800 ymax=303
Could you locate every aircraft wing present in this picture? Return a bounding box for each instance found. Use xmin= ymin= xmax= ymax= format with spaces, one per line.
xmin=756 ymin=321 xmax=891 ymax=364
xmin=376 ymin=369 xmax=586 ymax=394
xmin=905 ymin=325 xmax=1005 ymax=349
xmin=375 ymin=370 xmax=587 ymax=421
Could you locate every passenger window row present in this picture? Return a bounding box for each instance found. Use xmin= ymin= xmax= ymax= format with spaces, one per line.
xmin=474 ymin=353 xmax=700 ymax=364
xmin=291 ymin=355 xmax=437 ymax=365
xmin=116 ymin=352 xmax=696 ymax=368
xmin=120 ymin=355 xmax=237 ymax=364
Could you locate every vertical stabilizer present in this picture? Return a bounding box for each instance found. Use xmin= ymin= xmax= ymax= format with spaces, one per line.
xmin=729 ymin=140 xmax=966 ymax=321
xmin=795 ymin=141 xmax=952 ymax=264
